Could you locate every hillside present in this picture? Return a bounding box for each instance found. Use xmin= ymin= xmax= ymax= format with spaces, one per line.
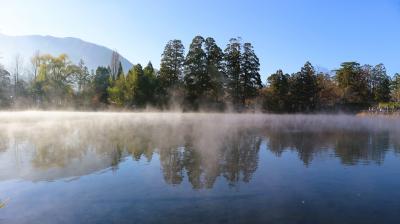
xmin=0 ymin=33 xmax=133 ymax=73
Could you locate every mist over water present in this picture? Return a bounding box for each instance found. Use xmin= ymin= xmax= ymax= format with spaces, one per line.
xmin=1 ymin=112 xmax=400 ymax=223
xmin=0 ymin=112 xmax=400 ymax=181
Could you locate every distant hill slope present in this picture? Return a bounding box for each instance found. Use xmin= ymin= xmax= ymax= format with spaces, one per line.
xmin=0 ymin=33 xmax=133 ymax=73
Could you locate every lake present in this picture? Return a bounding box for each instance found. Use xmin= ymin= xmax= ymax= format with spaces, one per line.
xmin=0 ymin=112 xmax=399 ymax=224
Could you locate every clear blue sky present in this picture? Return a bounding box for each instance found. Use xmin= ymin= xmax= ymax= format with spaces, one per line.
xmin=0 ymin=0 xmax=399 ymax=79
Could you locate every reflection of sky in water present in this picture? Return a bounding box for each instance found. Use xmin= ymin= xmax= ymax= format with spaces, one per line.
xmin=0 ymin=112 xmax=400 ymax=223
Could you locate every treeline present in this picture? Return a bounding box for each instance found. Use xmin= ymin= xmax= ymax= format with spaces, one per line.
xmin=107 ymin=36 xmax=262 ymax=111
xmin=263 ymin=62 xmax=399 ymax=112
xmin=0 ymin=35 xmax=399 ymax=112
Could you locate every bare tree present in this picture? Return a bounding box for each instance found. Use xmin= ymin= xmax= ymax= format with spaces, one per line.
xmin=30 ymin=50 xmax=41 ymax=81
xmin=110 ymin=50 xmax=120 ymax=80
xmin=75 ymin=59 xmax=91 ymax=93
xmin=13 ymin=54 xmax=24 ymax=99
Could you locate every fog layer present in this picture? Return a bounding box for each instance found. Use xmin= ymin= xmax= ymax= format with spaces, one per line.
xmin=0 ymin=112 xmax=399 ymax=184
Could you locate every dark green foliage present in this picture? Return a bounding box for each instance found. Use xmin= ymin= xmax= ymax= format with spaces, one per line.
xmin=263 ymin=70 xmax=290 ymax=112
xmin=131 ymin=64 xmax=147 ymax=106
xmin=134 ymin=62 xmax=158 ymax=107
xmin=224 ymin=38 xmax=242 ymax=106
xmin=93 ymin=66 xmax=111 ymax=104
xmin=0 ymin=66 xmax=11 ymax=106
xmin=124 ymin=64 xmax=143 ymax=106
xmin=158 ymin=39 xmax=185 ymax=107
xmin=224 ymin=39 xmax=262 ymax=108
xmin=289 ymin=62 xmax=319 ymax=112
xmin=142 ymin=62 xmax=158 ymax=105
xmin=335 ymin=62 xmax=369 ymax=109
xmin=241 ymin=43 xmax=262 ymax=105
xmin=117 ymin=62 xmax=124 ymax=78
xmin=183 ymin=36 xmax=209 ymax=109
xmin=159 ymin=39 xmax=185 ymax=91
xmin=204 ymin=37 xmax=225 ymax=103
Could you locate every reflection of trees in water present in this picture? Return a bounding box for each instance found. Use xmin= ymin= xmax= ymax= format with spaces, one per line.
xmin=182 ymin=146 xmax=205 ymax=188
xmin=265 ymin=130 xmax=391 ymax=165
xmin=158 ymin=130 xmax=262 ymax=188
xmin=30 ymin=127 xmax=88 ymax=168
xmin=334 ymin=131 xmax=389 ymax=165
xmin=266 ymin=131 xmax=333 ymax=166
xmin=390 ymin=132 xmax=400 ymax=156
xmin=265 ymin=131 xmax=359 ymax=165
xmin=0 ymin=119 xmax=398 ymax=186
xmin=159 ymin=147 xmax=185 ymax=185
xmin=221 ymin=132 xmax=261 ymax=185
xmin=110 ymin=144 xmax=123 ymax=171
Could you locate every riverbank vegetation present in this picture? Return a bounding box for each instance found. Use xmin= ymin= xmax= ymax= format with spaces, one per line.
xmin=1 ymin=35 xmax=399 ymax=113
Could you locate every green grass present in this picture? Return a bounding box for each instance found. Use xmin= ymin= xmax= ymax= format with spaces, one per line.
xmin=378 ymin=102 xmax=400 ymax=109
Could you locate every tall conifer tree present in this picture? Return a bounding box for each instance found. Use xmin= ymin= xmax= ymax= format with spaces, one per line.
xmin=183 ymin=36 xmax=208 ymax=107
xmin=241 ymin=42 xmax=262 ymax=105
xmin=205 ymin=37 xmax=225 ymax=102
xmin=224 ymin=38 xmax=242 ymax=105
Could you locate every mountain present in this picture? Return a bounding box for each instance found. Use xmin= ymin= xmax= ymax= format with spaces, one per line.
xmin=0 ymin=33 xmax=133 ymax=74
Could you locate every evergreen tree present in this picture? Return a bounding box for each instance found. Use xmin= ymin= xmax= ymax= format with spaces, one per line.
xmin=264 ymin=70 xmax=290 ymax=112
xmin=204 ymin=37 xmax=225 ymax=103
xmin=335 ymin=62 xmax=369 ymax=108
xmin=0 ymin=65 xmax=11 ymax=107
xmin=93 ymin=66 xmax=111 ymax=105
xmin=241 ymin=42 xmax=262 ymax=105
xmin=141 ymin=62 xmax=158 ymax=106
xmin=183 ymin=35 xmax=208 ymax=108
xmin=143 ymin=61 xmax=155 ymax=76
xmin=117 ymin=62 xmax=124 ymax=78
xmin=290 ymin=62 xmax=318 ymax=112
xmin=371 ymin=64 xmax=391 ymax=102
xmin=159 ymin=39 xmax=185 ymax=90
xmin=224 ymin=38 xmax=242 ymax=106
xmin=125 ymin=64 xmax=143 ymax=106
xmin=158 ymin=39 xmax=185 ymax=106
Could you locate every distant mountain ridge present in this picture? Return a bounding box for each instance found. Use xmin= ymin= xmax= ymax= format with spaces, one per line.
xmin=0 ymin=33 xmax=133 ymax=74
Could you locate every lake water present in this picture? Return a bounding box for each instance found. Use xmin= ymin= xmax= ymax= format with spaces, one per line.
xmin=0 ymin=112 xmax=399 ymax=224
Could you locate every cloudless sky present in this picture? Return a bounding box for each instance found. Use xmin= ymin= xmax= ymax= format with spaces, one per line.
xmin=0 ymin=0 xmax=399 ymax=79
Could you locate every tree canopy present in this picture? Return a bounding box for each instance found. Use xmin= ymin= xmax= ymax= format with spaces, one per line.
xmin=0 ymin=35 xmax=397 ymax=112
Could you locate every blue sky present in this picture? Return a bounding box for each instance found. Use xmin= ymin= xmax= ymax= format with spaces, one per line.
xmin=0 ymin=0 xmax=399 ymax=79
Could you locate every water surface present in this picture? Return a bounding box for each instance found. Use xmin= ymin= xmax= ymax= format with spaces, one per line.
xmin=0 ymin=112 xmax=399 ymax=224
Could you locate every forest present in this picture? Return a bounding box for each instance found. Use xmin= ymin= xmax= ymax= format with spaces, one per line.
xmin=0 ymin=35 xmax=399 ymax=112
